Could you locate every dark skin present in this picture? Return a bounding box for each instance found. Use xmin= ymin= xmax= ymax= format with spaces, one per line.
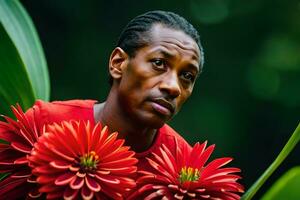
xmin=94 ymin=24 xmax=201 ymax=152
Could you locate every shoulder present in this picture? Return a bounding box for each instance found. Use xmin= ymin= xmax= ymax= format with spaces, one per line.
xmin=160 ymin=124 xmax=190 ymax=144
xmin=26 ymin=99 xmax=97 ymax=125
xmin=135 ymin=124 xmax=192 ymax=169
xmin=34 ymin=99 xmax=97 ymax=109
xmin=157 ymin=124 xmax=192 ymax=153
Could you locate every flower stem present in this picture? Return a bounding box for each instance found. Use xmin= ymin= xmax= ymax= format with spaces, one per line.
xmin=241 ymin=122 xmax=300 ymax=200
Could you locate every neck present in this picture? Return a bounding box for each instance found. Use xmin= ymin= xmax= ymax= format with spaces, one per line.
xmin=94 ymin=90 xmax=157 ymax=152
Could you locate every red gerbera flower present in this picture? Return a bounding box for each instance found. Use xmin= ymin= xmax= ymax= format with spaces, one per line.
xmin=128 ymin=139 xmax=244 ymax=200
xmin=0 ymin=104 xmax=42 ymax=199
xmin=28 ymin=120 xmax=138 ymax=200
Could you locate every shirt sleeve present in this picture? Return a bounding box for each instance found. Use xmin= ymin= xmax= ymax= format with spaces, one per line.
xmin=24 ymin=100 xmax=48 ymax=133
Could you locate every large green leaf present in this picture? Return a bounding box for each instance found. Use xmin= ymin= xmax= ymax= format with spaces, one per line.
xmin=242 ymin=122 xmax=300 ymax=200
xmin=0 ymin=0 xmax=50 ymax=104
xmin=261 ymin=166 xmax=300 ymax=200
xmin=0 ymin=24 xmax=35 ymax=116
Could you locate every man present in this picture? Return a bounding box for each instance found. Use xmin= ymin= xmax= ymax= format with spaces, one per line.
xmin=27 ymin=10 xmax=203 ymax=170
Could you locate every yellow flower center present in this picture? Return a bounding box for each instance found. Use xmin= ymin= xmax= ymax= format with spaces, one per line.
xmin=179 ymin=166 xmax=200 ymax=183
xmin=79 ymin=151 xmax=99 ymax=170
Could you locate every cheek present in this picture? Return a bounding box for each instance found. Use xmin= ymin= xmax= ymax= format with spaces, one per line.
xmin=118 ymin=74 xmax=151 ymax=107
xmin=124 ymin=69 xmax=158 ymax=93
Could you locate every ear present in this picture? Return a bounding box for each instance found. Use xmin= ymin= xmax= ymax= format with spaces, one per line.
xmin=109 ymin=47 xmax=129 ymax=80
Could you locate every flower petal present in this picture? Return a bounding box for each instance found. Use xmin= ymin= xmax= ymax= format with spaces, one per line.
xmin=81 ymin=185 xmax=94 ymax=200
xmin=145 ymin=189 xmax=166 ymax=200
xmin=70 ymin=176 xmax=84 ymax=190
xmin=50 ymin=160 xmax=71 ymax=170
xmin=85 ymin=176 xmax=101 ymax=192
xmin=10 ymin=170 xmax=31 ymax=178
xmin=11 ymin=142 xmax=31 ymax=154
xmin=28 ymin=187 xmax=42 ymax=198
xmin=132 ymin=140 xmax=243 ymax=199
xmin=95 ymin=174 xmax=120 ymax=185
xmin=28 ymin=121 xmax=137 ymax=199
xmin=63 ymin=187 xmax=79 ymax=200
xmin=14 ymin=156 xmax=28 ymax=164
xmin=55 ymin=172 xmax=75 ymax=185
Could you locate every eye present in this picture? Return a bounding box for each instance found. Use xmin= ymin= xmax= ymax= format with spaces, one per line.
xmin=181 ymin=71 xmax=195 ymax=82
xmin=151 ymin=59 xmax=166 ymax=70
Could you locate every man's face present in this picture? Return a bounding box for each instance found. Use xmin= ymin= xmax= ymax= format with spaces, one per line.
xmin=117 ymin=24 xmax=201 ymax=128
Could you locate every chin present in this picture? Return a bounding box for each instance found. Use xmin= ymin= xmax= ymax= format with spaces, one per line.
xmin=139 ymin=113 xmax=170 ymax=129
xmin=130 ymin=108 xmax=171 ymax=129
xmin=148 ymin=119 xmax=165 ymax=129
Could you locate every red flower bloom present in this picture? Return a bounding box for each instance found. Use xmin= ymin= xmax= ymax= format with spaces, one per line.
xmin=28 ymin=121 xmax=138 ymax=200
xmin=128 ymin=139 xmax=244 ymax=200
xmin=0 ymin=104 xmax=42 ymax=199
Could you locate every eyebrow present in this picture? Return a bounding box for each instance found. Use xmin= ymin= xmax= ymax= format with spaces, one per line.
xmin=149 ymin=48 xmax=200 ymax=73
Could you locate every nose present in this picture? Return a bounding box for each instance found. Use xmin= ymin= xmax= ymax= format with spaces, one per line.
xmin=159 ymin=71 xmax=181 ymax=98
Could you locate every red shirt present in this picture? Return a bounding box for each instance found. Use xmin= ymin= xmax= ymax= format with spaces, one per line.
xmin=26 ymin=99 xmax=191 ymax=171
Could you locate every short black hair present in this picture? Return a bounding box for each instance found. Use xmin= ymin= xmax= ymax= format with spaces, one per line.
xmin=110 ymin=10 xmax=204 ymax=84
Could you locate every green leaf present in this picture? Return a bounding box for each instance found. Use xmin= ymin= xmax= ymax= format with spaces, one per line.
xmin=241 ymin=122 xmax=300 ymax=200
xmin=261 ymin=166 xmax=300 ymax=200
xmin=0 ymin=0 xmax=50 ymax=103
xmin=0 ymin=173 xmax=8 ymax=181
xmin=0 ymin=24 xmax=36 ymax=117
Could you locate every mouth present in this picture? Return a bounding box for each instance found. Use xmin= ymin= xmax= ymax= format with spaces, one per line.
xmin=150 ymin=98 xmax=175 ymax=116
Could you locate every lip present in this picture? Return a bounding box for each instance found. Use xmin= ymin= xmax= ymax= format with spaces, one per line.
xmin=150 ymin=98 xmax=175 ymax=116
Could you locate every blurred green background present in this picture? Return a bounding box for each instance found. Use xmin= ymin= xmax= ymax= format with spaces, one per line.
xmin=21 ymin=0 xmax=300 ymax=198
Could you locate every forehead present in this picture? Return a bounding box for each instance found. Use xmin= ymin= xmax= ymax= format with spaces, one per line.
xmin=145 ymin=24 xmax=201 ymax=63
